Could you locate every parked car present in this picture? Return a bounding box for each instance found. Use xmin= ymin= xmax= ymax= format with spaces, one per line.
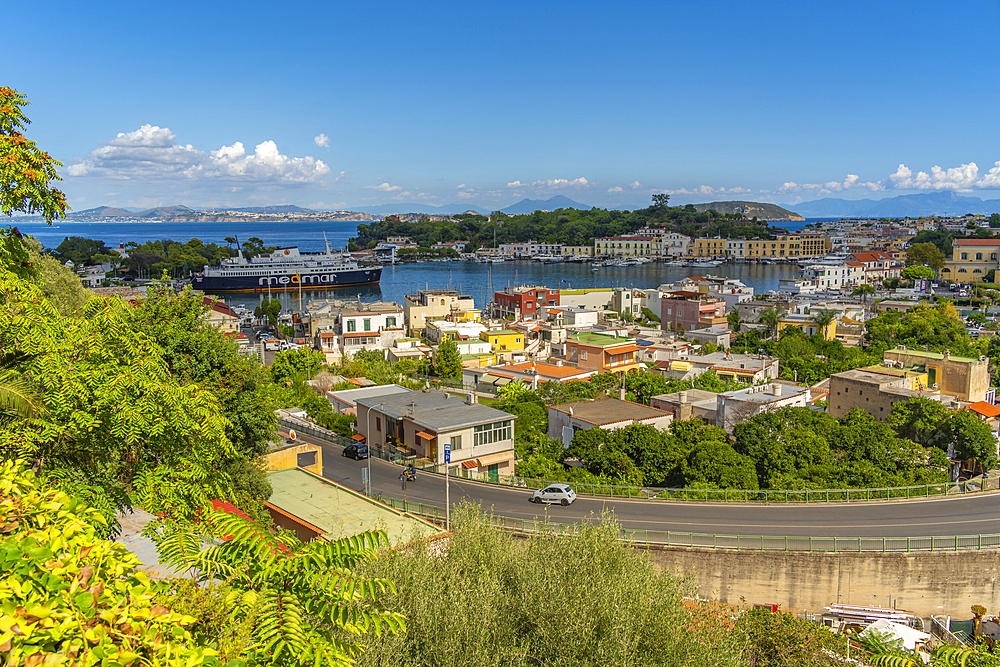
xmin=342 ymin=444 xmax=369 ymax=460
xmin=529 ymin=484 xmax=577 ymax=506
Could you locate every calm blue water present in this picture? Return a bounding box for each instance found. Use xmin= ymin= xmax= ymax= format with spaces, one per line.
xmin=12 ymin=219 xmax=812 ymax=311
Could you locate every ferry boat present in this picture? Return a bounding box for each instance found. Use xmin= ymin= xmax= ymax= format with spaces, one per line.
xmin=192 ymin=237 xmax=381 ymax=293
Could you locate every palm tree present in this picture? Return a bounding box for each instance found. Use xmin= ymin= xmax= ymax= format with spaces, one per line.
xmin=809 ymin=309 xmax=837 ymax=339
xmin=852 ymin=284 xmax=876 ymax=347
xmin=758 ymin=308 xmax=786 ymax=340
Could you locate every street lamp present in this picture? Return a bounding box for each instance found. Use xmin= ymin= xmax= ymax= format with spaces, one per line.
xmin=363 ymin=402 xmax=385 ymax=497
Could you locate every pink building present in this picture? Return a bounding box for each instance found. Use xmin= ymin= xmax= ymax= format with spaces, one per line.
xmin=660 ymin=291 xmax=726 ymax=333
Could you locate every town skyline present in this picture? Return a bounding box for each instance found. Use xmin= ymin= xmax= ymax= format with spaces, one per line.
xmin=8 ymin=1 xmax=1000 ymax=212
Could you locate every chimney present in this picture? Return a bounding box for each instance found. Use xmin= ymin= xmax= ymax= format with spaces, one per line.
xmin=619 ymin=385 xmax=626 ymax=400
xmin=772 ymin=383 xmax=782 ymax=397
xmin=679 ymin=391 xmax=689 ymax=404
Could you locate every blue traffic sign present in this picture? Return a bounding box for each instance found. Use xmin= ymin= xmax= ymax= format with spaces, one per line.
xmin=444 ymin=443 xmax=451 ymax=463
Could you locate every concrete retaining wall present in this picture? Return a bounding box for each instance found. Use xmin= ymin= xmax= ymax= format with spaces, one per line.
xmin=642 ymin=545 xmax=1000 ymax=618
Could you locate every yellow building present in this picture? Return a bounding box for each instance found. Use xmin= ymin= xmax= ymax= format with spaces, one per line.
xmin=687 ymin=237 xmax=727 ymax=258
xmin=480 ymin=329 xmax=524 ymax=352
xmin=594 ymin=235 xmax=656 ymax=257
xmin=941 ymin=238 xmax=1000 ymax=282
xmin=777 ymin=313 xmax=838 ymax=340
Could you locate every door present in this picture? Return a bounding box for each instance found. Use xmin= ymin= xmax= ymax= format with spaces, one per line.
xmin=487 ymin=463 xmax=499 ymax=483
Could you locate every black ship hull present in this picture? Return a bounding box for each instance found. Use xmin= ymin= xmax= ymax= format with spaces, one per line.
xmin=192 ymin=266 xmax=382 ymax=292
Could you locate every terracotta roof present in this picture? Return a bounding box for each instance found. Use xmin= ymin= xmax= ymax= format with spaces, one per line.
xmin=954 ymin=239 xmax=1000 ymax=246
xmin=501 ymin=361 xmax=590 ymax=378
xmin=964 ymin=401 xmax=1000 ymax=418
xmin=203 ymin=296 xmax=240 ymax=319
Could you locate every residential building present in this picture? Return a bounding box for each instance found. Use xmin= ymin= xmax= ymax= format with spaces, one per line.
xmin=849 ymin=251 xmax=901 ymax=284
xmin=424 ymin=320 xmax=488 ymax=345
xmin=660 ymin=232 xmax=692 ymax=258
xmin=462 ymin=361 xmax=596 ymax=391
xmin=827 ymin=368 xmax=945 ymax=421
xmin=356 ymin=390 xmax=516 ymax=480
xmin=202 ymin=296 xmax=241 ymax=334
xmin=326 ymin=384 xmax=413 ymax=416
xmin=650 ymin=389 xmax=720 ymax=423
xmin=664 ymin=276 xmax=755 ymax=309
xmin=560 ymin=245 xmax=595 ymax=257
xmin=548 ymin=398 xmax=674 ymax=446
xmin=564 ymin=332 xmax=642 ymax=373
xmin=387 ymin=338 xmax=432 ymax=363
xmin=560 ymin=287 xmax=633 ymax=312
xmin=941 ymin=238 xmax=1000 ymax=281
xmin=687 ymin=237 xmax=728 ymax=258
xmin=874 ymin=300 xmax=922 ymax=314
xmin=716 ymin=383 xmax=811 ymax=433
xmin=594 ymin=235 xmax=656 ymax=257
xmin=776 ymin=313 xmax=837 ymax=340
xmin=660 ymin=292 xmax=727 ymax=332
xmin=480 ymin=329 xmax=524 ymax=352
xmin=656 ymin=351 xmax=779 ymax=385
xmin=404 ymin=289 xmax=476 ymax=335
xmin=800 ymin=263 xmax=865 ymax=290
xmin=493 ymin=286 xmax=560 ymax=320
xmin=339 ymin=302 xmax=406 ymax=358
xmin=544 ymin=306 xmax=600 ymax=328
xmin=81 ymin=265 xmax=105 ymax=288
xmin=882 ymin=346 xmax=992 ymax=403
xmin=685 ymin=326 xmax=733 ymax=350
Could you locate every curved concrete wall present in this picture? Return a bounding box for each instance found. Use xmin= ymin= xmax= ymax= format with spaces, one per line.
xmin=643 ymin=545 xmax=1000 ymax=618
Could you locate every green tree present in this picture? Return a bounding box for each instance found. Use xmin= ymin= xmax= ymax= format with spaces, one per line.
xmin=434 ymin=338 xmax=462 ymax=380
xmin=951 ymin=409 xmax=999 ymax=470
xmin=154 ymin=508 xmax=404 ymax=667
xmin=906 ymin=242 xmax=947 ymax=270
xmin=990 ymin=213 xmax=1000 ymax=229
xmin=0 ymin=459 xmax=227 ymax=666
xmin=727 ymin=310 xmax=742 ymax=332
xmin=810 ymin=308 xmax=837 ymax=332
xmin=888 ymin=397 xmax=953 ymax=449
xmin=901 ymin=265 xmax=937 ymax=281
xmin=758 ymin=308 xmax=785 ymax=339
xmin=255 ymin=297 xmax=282 ymax=326
xmin=25 ymin=238 xmax=94 ymax=316
xmin=0 ymin=87 xmax=68 ymax=223
xmin=271 ymin=347 xmax=326 ymax=383
xmin=53 ymin=235 xmax=112 ymax=266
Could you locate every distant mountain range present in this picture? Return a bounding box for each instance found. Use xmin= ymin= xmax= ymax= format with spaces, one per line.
xmin=350 ymin=195 xmax=591 ymax=216
xmin=789 ymin=192 xmax=1000 ymax=218
xmin=691 ymin=200 xmax=804 ymax=221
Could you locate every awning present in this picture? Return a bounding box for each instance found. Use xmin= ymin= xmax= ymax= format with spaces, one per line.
xmin=461 ymin=460 xmax=478 ymax=469
xmin=476 ymin=452 xmax=511 ymax=467
xmin=415 ymin=431 xmax=436 ymax=441
xmin=352 ymin=434 xmax=366 ymax=442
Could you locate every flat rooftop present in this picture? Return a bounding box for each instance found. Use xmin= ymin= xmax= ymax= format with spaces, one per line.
xmin=356 ymin=389 xmax=515 ymax=432
xmin=550 ymin=397 xmax=672 ymax=425
xmin=267 ymin=468 xmax=445 ymax=546
xmin=327 ymin=384 xmax=412 ymax=407
xmin=570 ymin=332 xmax=634 ymax=346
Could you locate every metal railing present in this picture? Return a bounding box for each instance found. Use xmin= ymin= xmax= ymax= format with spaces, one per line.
xmin=287 ymin=417 xmax=999 ymax=504
xmin=375 ymin=495 xmax=1000 ymax=553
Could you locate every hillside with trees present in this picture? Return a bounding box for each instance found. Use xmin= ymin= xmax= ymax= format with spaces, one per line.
xmin=351 ymin=195 xmax=782 ymax=251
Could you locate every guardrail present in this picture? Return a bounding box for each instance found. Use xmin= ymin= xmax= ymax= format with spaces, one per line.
xmin=288 ymin=417 xmax=998 ymax=504
xmin=375 ymin=495 xmax=1000 ymax=553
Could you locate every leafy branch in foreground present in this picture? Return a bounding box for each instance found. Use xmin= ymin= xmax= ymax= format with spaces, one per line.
xmin=0 ymin=458 xmax=227 ymax=666
xmin=152 ymin=510 xmax=405 ymax=667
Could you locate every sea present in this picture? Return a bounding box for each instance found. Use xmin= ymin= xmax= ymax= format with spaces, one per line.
xmin=13 ymin=218 xmax=828 ymax=313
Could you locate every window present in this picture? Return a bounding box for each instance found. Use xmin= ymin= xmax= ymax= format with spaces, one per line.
xmin=364 ymin=318 xmax=371 ymax=332
xmin=473 ymin=420 xmax=513 ymax=446
xmin=451 ymin=435 xmax=463 ymax=450
xmin=977 ymin=253 xmax=984 ymax=260
xmin=376 ymin=417 xmax=381 ymax=432
xmin=580 ymin=350 xmax=588 ymax=361
xmin=962 ymin=252 xmax=969 ymax=260
xmin=347 ymin=320 xmax=356 ymax=332
xmin=387 ymin=317 xmax=396 ymax=327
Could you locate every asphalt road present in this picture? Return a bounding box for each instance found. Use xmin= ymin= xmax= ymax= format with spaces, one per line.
xmin=297 ymin=432 xmax=1000 ymax=539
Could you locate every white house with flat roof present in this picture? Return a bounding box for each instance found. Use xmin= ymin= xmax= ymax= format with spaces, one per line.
xmin=716 ymin=383 xmax=811 ymax=433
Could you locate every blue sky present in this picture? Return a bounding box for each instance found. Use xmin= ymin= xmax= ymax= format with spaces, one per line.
xmin=8 ymin=0 xmax=1000 ymax=212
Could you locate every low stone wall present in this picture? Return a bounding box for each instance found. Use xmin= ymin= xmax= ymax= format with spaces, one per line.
xmin=642 ymin=545 xmax=1000 ymax=618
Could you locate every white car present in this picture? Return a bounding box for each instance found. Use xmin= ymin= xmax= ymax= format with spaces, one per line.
xmin=529 ymin=484 xmax=577 ymax=506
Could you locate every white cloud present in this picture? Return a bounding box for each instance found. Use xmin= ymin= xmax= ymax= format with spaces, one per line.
xmin=888 ymin=162 xmax=980 ymax=191
xmin=455 ymin=183 xmax=467 ymax=189
xmin=457 ymin=191 xmax=477 ymax=199
xmin=366 ymin=182 xmax=403 ymax=192
xmin=314 ymin=133 xmax=330 ymax=148
xmin=506 ymin=180 xmax=525 ymax=188
xmin=607 ymin=186 xmax=624 ymax=193
xmin=629 ymin=181 xmax=642 ymax=189
xmin=68 ymin=124 xmax=331 ymax=185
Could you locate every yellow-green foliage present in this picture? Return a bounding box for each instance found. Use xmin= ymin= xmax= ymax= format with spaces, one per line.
xmin=0 ymin=458 xmax=230 ymax=666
